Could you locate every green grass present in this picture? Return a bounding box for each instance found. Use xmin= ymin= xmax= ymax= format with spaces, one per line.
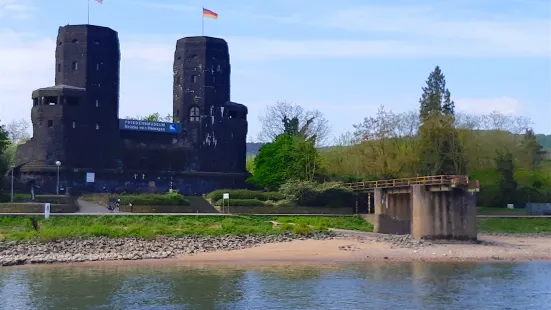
xmin=0 ymin=215 xmax=372 ymax=241
xmin=271 ymin=215 xmax=374 ymax=232
xmin=477 ymin=218 xmax=551 ymax=234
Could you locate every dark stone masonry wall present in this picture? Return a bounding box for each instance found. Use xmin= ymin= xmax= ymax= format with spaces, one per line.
xmin=14 ymin=25 xmax=249 ymax=195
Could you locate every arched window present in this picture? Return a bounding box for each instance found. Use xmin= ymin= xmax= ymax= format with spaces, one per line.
xmin=189 ymin=106 xmax=200 ymax=122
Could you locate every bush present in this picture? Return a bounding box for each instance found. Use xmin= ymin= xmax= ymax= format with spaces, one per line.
xmin=214 ymin=198 xmax=265 ymax=207
xmin=82 ymin=192 xmax=189 ymax=206
xmin=119 ymin=192 xmax=189 ymax=206
xmin=279 ymin=180 xmax=355 ymax=207
xmin=207 ymin=189 xmax=283 ymax=202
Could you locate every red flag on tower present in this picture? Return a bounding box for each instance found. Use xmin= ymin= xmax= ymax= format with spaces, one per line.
xmin=95 ymin=0 xmax=103 ymax=3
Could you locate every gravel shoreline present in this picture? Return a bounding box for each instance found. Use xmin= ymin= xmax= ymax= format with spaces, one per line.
xmin=0 ymin=232 xmax=334 ymax=267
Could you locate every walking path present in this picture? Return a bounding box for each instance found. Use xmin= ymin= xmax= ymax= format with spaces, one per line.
xmin=75 ymin=199 xmax=130 ymax=214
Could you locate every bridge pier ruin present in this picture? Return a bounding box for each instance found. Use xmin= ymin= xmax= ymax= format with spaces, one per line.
xmin=347 ymin=175 xmax=479 ymax=241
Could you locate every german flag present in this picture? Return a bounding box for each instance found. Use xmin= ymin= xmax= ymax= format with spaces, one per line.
xmin=203 ymin=8 xmax=218 ymax=19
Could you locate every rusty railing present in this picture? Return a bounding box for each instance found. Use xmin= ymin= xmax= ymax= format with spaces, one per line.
xmin=342 ymin=175 xmax=470 ymax=191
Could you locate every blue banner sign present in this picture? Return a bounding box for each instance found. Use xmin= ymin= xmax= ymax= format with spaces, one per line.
xmin=119 ymin=119 xmax=181 ymax=133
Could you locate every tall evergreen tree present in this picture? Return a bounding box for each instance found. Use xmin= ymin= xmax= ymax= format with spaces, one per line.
xmin=521 ymin=128 xmax=545 ymax=171
xmin=419 ymin=66 xmax=455 ymax=120
xmin=417 ymin=66 xmax=465 ymax=175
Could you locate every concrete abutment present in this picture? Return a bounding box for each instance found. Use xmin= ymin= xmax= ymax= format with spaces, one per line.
xmin=373 ymin=184 xmax=477 ymax=241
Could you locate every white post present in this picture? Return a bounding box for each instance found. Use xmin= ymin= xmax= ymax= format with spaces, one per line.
xmin=223 ymin=193 xmax=229 ymax=214
xmin=44 ymin=203 xmax=51 ymax=219
xmin=55 ymin=161 xmax=61 ymax=195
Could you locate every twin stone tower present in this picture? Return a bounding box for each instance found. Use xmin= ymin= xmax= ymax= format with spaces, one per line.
xmin=15 ymin=24 xmax=249 ymax=195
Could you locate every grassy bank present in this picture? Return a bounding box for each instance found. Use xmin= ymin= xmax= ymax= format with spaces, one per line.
xmin=476 ymin=206 xmax=526 ymax=215
xmin=0 ymin=215 xmax=372 ymax=241
xmin=477 ymin=218 xmax=551 ymax=234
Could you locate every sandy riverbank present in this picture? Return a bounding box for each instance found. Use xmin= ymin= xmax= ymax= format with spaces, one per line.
xmin=1 ymin=232 xmax=550 ymax=267
xmin=176 ymin=233 xmax=551 ymax=263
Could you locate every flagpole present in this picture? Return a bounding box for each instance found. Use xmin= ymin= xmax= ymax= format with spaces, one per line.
xmin=201 ymin=7 xmax=204 ymax=36
xmin=87 ymin=0 xmax=90 ymax=24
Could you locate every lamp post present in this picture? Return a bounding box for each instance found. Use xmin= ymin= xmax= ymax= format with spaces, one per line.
xmin=10 ymin=165 xmax=14 ymax=202
xmin=55 ymin=161 xmax=61 ymax=195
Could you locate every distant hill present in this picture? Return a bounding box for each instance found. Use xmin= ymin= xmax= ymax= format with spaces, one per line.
xmin=536 ymin=134 xmax=551 ymax=149
xmin=246 ymin=143 xmax=263 ymax=155
xmin=246 ymin=133 xmax=551 ymax=156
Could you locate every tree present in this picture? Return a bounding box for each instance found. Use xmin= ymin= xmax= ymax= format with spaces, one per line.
xmin=520 ymin=128 xmax=545 ymax=171
xmin=248 ymin=134 xmax=296 ymax=190
xmin=249 ymin=134 xmax=320 ymax=190
xmin=495 ymin=149 xmax=517 ymax=207
xmin=257 ymin=101 xmax=331 ymax=146
xmin=419 ymin=66 xmax=455 ymax=120
xmin=0 ymin=122 xmax=10 ymax=190
xmin=1 ymin=119 xmax=31 ymax=167
xmin=127 ymin=113 xmax=173 ymax=122
xmin=417 ymin=66 xmax=465 ymax=175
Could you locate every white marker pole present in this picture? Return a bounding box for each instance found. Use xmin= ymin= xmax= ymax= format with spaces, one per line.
xmin=44 ymin=203 xmax=51 ymax=219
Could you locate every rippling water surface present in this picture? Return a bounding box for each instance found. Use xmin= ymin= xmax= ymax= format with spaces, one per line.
xmin=1 ymin=261 xmax=550 ymax=309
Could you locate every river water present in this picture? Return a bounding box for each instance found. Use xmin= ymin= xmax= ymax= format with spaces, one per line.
xmin=1 ymin=261 xmax=550 ymax=309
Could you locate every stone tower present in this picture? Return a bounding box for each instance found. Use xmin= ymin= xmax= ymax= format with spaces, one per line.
xmin=51 ymin=24 xmax=121 ymax=169
xmin=173 ymin=36 xmax=239 ymax=172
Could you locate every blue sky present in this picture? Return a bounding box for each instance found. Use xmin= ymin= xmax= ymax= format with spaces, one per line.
xmin=0 ymin=0 xmax=549 ymax=142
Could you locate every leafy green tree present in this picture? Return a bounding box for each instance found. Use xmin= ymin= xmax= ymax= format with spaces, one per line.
xmin=128 ymin=112 xmax=173 ymax=122
xmin=521 ymin=129 xmax=545 ymax=171
xmin=248 ymin=134 xmax=296 ymax=190
xmin=249 ymin=134 xmax=320 ymax=190
xmin=495 ymin=149 xmax=517 ymax=207
xmin=0 ymin=122 xmax=10 ymax=190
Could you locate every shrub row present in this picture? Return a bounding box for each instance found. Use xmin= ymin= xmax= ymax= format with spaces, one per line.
xmin=214 ymin=198 xmax=295 ymax=207
xmin=82 ymin=192 xmax=189 ymax=206
xmin=279 ymin=180 xmax=355 ymax=207
xmin=0 ymin=194 xmax=76 ymax=204
xmin=207 ymin=189 xmax=284 ymax=202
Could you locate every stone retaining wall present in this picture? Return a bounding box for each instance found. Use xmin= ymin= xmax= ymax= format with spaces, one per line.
xmin=218 ymin=205 xmax=354 ymax=214
xmin=0 ymin=203 xmax=78 ymax=213
xmin=119 ymin=205 xmax=206 ymax=213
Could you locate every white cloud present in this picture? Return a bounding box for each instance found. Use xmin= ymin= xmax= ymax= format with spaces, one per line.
xmin=455 ymin=97 xmax=523 ymax=115
xmin=248 ymin=3 xmax=551 ymax=58
xmin=0 ymin=30 xmax=54 ymax=125
xmin=0 ymin=0 xmax=37 ymax=20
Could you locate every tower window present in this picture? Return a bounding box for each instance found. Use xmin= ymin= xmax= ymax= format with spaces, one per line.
xmin=176 ymin=76 xmax=180 ymax=84
xmin=95 ymin=40 xmax=100 ymax=45
xmin=72 ymin=38 xmax=79 ymax=43
xmin=217 ymin=64 xmax=221 ymax=71
xmin=191 ymin=75 xmax=197 ymax=83
xmin=189 ymin=106 xmax=200 ymax=122
xmin=96 ymin=63 xmax=100 ymax=71
xmin=58 ymin=41 xmax=62 ymax=46
xmin=72 ymin=61 xmax=78 ymax=71
xmin=175 ymin=109 xmax=180 ymax=117
xmin=57 ymin=64 xmax=61 ymax=72
xmin=72 ymin=121 xmax=76 ymax=128
xmin=97 ymin=83 xmax=101 ymax=88
xmin=95 ymin=99 xmax=99 ymax=107
xmin=177 ymin=56 xmax=181 ymax=60
xmin=47 ymin=120 xmax=53 ymax=127
xmin=95 ymin=123 xmax=99 ymax=130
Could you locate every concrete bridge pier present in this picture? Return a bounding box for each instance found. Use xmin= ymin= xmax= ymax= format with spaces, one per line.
xmin=411 ymin=185 xmax=477 ymax=241
xmin=373 ymin=188 xmax=412 ymax=235
xmin=373 ymin=185 xmax=477 ymax=241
